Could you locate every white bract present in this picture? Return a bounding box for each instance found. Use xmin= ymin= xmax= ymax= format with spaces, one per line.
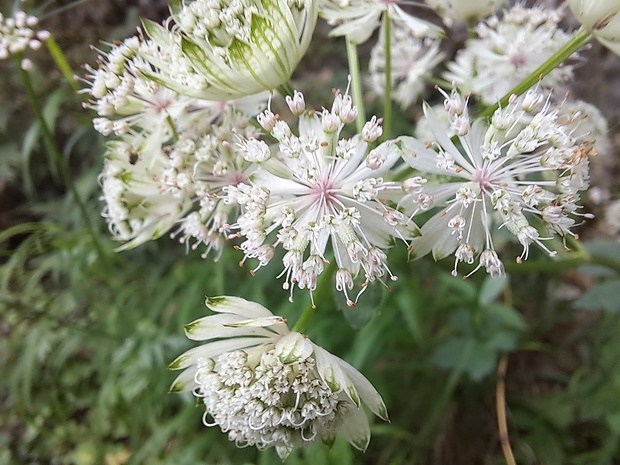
xmin=445 ymin=4 xmax=574 ymax=105
xmin=568 ymin=0 xmax=620 ymax=56
xmin=369 ymin=21 xmax=444 ymax=110
xmin=0 ymin=10 xmax=49 ymax=60
xmin=141 ymin=0 xmax=317 ymax=100
xmin=397 ymin=87 xmax=595 ymax=277
xmin=224 ymin=90 xmax=419 ymax=306
xmin=169 ymin=296 xmax=388 ymax=460
xmin=319 ymin=0 xmax=441 ymax=44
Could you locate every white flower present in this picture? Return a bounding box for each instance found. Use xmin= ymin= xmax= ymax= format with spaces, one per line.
xmin=0 ymin=10 xmax=49 ymax=60
xmin=396 ymin=86 xmax=595 ymax=277
xmin=224 ymin=90 xmax=419 ymax=306
xmin=169 ymin=296 xmax=388 ymax=460
xmin=142 ymin=0 xmax=317 ymax=99
xmin=319 ymin=0 xmax=441 ymax=44
xmin=100 ymin=134 xmax=194 ymax=250
xmin=444 ymin=4 xmax=574 ymax=105
xmin=425 ymin=0 xmax=506 ymax=26
xmin=368 ymin=21 xmax=444 ymax=110
xmin=568 ymin=0 xmax=620 ymax=55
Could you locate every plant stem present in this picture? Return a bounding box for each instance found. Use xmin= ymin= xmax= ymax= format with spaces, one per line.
xmin=346 ymin=39 xmax=366 ymax=132
xmin=381 ymin=12 xmax=392 ymax=141
xmin=479 ymin=26 xmax=592 ymax=118
xmin=17 ymin=56 xmax=108 ymax=261
xmin=46 ymin=34 xmax=81 ymax=94
xmin=496 ymin=354 xmax=517 ymax=465
xmin=504 ymin=252 xmax=620 ymax=274
xmin=291 ymin=264 xmax=336 ymax=333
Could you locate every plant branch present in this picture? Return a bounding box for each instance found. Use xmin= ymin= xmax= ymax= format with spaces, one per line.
xmin=381 ymin=12 xmax=392 ymax=141
xmin=479 ymin=27 xmax=591 ymax=118
xmin=17 ymin=56 xmax=108 ymax=261
xmin=496 ymin=354 xmax=517 ymax=465
xmin=346 ymin=39 xmax=366 ymax=132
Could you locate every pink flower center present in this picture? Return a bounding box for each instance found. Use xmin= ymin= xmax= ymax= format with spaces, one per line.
xmin=310 ymin=178 xmax=336 ymax=204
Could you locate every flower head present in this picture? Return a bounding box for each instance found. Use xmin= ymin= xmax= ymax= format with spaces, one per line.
xmin=224 ymin=90 xmax=419 ymax=306
xmin=397 ymin=86 xmax=595 ymax=277
xmin=568 ymin=0 xmax=620 ymax=56
xmin=369 ymin=21 xmax=444 ymax=110
xmin=444 ymin=4 xmax=574 ymax=105
xmin=0 ymin=10 xmax=49 ymax=60
xmin=142 ymin=0 xmax=317 ymax=99
xmin=319 ymin=0 xmax=441 ymax=44
xmin=170 ymin=296 xmax=388 ymax=460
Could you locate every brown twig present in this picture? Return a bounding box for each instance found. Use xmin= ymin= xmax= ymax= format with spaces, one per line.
xmin=496 ymin=354 xmax=517 ymax=465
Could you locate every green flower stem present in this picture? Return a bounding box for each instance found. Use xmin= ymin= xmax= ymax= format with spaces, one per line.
xmin=479 ymin=26 xmax=592 ymax=118
xmin=381 ymin=12 xmax=392 ymax=141
xmin=345 ymin=38 xmax=366 ymax=132
xmin=17 ymin=56 xmax=108 ymax=261
xmin=504 ymin=252 xmax=620 ymax=274
xmin=291 ymin=264 xmax=336 ymax=333
xmin=46 ymin=35 xmax=81 ymax=94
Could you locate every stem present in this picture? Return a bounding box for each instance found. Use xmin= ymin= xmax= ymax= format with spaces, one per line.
xmin=292 ymin=264 xmax=336 ymax=333
xmin=17 ymin=56 xmax=108 ymax=261
xmin=381 ymin=12 xmax=392 ymax=141
xmin=46 ymin=34 xmax=81 ymax=94
xmin=496 ymin=354 xmax=517 ymax=465
xmin=479 ymin=26 xmax=592 ymax=118
xmin=345 ymin=39 xmax=366 ymax=132
xmin=504 ymin=252 xmax=620 ymax=275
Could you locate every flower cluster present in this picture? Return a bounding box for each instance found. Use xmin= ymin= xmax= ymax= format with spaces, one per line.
xmin=319 ymin=0 xmax=441 ymax=44
xmin=445 ymin=4 xmax=575 ymax=105
xmin=87 ymin=34 xmax=267 ymax=256
xmin=369 ymin=20 xmax=444 ymax=110
xmin=397 ymin=86 xmax=595 ymax=277
xmin=569 ymin=0 xmax=620 ymax=56
xmin=224 ymin=89 xmax=419 ymax=306
xmin=0 ymin=10 xmax=49 ymax=67
xmin=141 ymin=0 xmax=318 ymax=100
xmin=170 ymin=296 xmax=388 ymax=460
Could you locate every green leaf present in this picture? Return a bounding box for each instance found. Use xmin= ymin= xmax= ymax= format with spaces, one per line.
xmin=574 ymin=279 xmax=620 ymax=312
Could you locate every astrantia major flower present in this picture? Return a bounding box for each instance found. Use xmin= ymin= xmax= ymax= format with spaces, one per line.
xmin=0 ymin=10 xmax=49 ymax=61
xmin=141 ymin=0 xmax=318 ymax=100
xmin=396 ymin=86 xmax=595 ymax=277
xmin=444 ymin=4 xmax=575 ymax=105
xmin=319 ymin=0 xmax=441 ymax=44
xmin=224 ymin=90 xmax=419 ymax=306
xmin=369 ymin=20 xmax=444 ymax=110
xmin=169 ymin=296 xmax=388 ymax=460
xmin=99 ymin=105 xmax=263 ymax=255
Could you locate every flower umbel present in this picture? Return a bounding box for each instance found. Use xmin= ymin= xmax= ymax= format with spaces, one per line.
xmin=444 ymin=4 xmax=575 ymax=105
xmin=142 ymin=0 xmax=318 ymax=99
xmin=224 ymin=90 xmax=419 ymax=306
xmin=397 ymin=86 xmax=595 ymax=277
xmin=169 ymin=296 xmax=388 ymax=460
